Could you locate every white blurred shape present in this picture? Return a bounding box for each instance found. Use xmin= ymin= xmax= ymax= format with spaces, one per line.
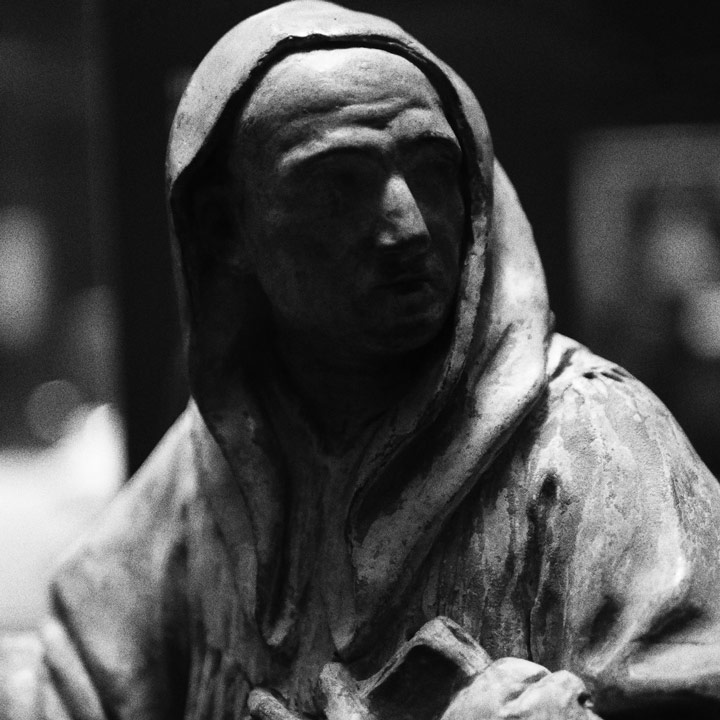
xmin=0 ymin=404 xmax=125 ymax=631
xmin=0 ymin=207 xmax=52 ymax=350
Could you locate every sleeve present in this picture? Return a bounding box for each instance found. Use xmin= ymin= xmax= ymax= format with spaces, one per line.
xmin=39 ymin=412 xmax=195 ymax=720
xmin=527 ymin=357 xmax=720 ymax=719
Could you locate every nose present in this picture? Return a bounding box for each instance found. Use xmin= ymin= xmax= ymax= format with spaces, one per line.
xmin=375 ymin=174 xmax=431 ymax=253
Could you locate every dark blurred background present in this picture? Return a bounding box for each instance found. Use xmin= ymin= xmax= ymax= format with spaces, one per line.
xmin=1 ymin=0 xmax=719 ymax=627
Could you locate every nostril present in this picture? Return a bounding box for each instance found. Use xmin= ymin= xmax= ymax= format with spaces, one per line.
xmin=374 ymin=227 xmax=430 ymax=254
xmin=375 ymin=229 xmax=399 ymax=250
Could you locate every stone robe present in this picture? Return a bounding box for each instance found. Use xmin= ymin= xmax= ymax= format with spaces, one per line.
xmin=43 ymin=335 xmax=720 ymax=719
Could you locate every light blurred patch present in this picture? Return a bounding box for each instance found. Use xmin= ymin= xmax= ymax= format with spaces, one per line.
xmin=0 ymin=207 xmax=52 ymax=351
xmin=0 ymin=405 xmax=125 ymax=631
xmin=679 ymin=284 xmax=720 ymax=360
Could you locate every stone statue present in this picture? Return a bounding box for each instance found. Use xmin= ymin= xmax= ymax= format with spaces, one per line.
xmin=34 ymin=2 xmax=720 ymax=718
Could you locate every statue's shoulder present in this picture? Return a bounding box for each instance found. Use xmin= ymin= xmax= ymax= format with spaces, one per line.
xmin=50 ymin=402 xmax=209 ymax=597
xmin=541 ymin=333 xmax=664 ymax=414
xmin=41 ymin=405 xmax=214 ymax=714
xmin=521 ymin=332 xmax=698 ymax=493
xmin=544 ymin=333 xmax=634 ymax=393
xmin=518 ymin=333 xmax=688 ymax=476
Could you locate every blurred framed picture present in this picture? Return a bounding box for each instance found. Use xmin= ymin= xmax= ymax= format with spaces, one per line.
xmin=571 ymin=127 xmax=720 ymax=473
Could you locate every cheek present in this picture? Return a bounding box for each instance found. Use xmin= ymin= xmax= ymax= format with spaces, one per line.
xmin=425 ymin=190 xmax=465 ymax=267
xmin=249 ymin=225 xmax=358 ymax=322
xmin=273 ymin=217 xmax=373 ymax=290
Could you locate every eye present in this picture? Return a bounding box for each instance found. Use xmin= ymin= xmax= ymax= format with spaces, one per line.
xmin=404 ymin=145 xmax=462 ymax=202
xmin=411 ymin=146 xmax=460 ymax=176
xmin=304 ymin=156 xmax=383 ymax=214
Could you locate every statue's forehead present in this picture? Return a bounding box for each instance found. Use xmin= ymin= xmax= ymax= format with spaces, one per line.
xmin=240 ymin=47 xmax=443 ymax=131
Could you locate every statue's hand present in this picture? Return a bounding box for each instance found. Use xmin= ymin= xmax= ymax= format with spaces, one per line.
xmin=440 ymin=657 xmax=600 ymax=720
xmin=247 ymin=688 xmax=306 ymax=720
xmin=247 ymin=619 xmax=599 ymax=720
xmin=248 ymin=660 xmax=598 ymax=720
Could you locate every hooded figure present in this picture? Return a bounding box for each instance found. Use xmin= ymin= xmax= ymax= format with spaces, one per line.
xmin=38 ymin=2 xmax=720 ymax=719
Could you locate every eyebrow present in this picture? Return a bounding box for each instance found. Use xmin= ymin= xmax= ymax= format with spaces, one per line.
xmin=398 ymin=133 xmax=462 ymax=156
xmin=278 ymin=132 xmax=461 ymax=177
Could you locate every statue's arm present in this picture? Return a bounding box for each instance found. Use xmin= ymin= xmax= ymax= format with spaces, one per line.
xmin=527 ymin=355 xmax=720 ymax=718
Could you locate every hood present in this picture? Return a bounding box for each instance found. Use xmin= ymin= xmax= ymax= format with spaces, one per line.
xmin=167 ymin=0 xmax=552 ymax=660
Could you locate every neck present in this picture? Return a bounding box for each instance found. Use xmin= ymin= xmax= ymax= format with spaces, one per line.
xmin=272 ymin=325 xmax=428 ymax=451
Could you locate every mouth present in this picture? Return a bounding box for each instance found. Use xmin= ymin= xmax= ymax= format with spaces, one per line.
xmin=384 ymin=275 xmax=433 ymax=294
xmin=377 ymin=268 xmax=438 ymax=293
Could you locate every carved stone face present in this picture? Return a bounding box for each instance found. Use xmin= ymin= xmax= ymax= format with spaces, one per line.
xmin=231 ymin=47 xmax=465 ymax=362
